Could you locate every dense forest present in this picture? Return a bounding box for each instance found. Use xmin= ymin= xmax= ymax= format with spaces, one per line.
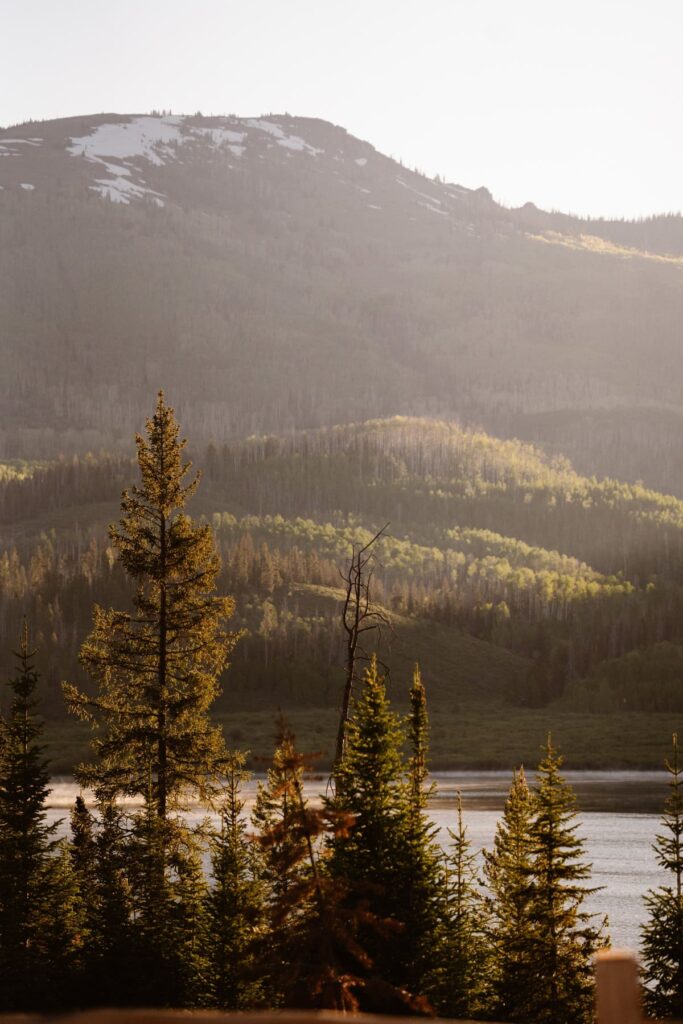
xmin=1 ymin=415 xmax=683 ymax=768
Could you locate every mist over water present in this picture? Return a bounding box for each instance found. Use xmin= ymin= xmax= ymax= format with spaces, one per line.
xmin=48 ymin=770 xmax=668 ymax=953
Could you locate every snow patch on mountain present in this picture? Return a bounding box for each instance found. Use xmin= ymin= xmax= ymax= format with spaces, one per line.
xmin=68 ymin=116 xmax=183 ymax=166
xmin=245 ymin=119 xmax=322 ymax=155
xmin=92 ymin=175 xmax=164 ymax=206
xmin=65 ymin=115 xmax=323 ymax=204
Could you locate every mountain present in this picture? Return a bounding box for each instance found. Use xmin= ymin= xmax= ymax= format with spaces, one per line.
xmin=2 ymin=112 xmax=683 ymax=493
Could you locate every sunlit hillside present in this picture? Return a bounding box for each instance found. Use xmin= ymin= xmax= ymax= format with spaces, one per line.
xmin=2 ymin=415 xmax=682 ymax=767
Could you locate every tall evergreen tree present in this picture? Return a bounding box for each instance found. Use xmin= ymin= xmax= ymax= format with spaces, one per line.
xmin=252 ymin=717 xmax=309 ymax=907
xmin=69 ymin=795 xmax=99 ymax=991
xmin=641 ymin=733 xmax=683 ymax=1019
xmin=430 ymin=794 xmax=488 ymax=1018
xmin=0 ymin=625 xmax=78 ymax=1011
xmin=255 ymin=725 xmax=396 ymax=1012
xmin=123 ymin=790 xmax=207 ymax=1007
xmin=64 ymin=390 xmax=240 ymax=817
xmin=207 ymin=752 xmax=266 ymax=1010
xmin=327 ymin=656 xmax=413 ymax=991
xmin=62 ymin=394 xmax=240 ymax=1006
xmin=483 ymin=766 xmax=537 ymax=1021
xmin=171 ymin=840 xmax=212 ymax=1007
xmin=402 ymin=665 xmax=446 ymax=998
xmin=84 ymin=798 xmax=135 ymax=1007
xmin=527 ymin=737 xmax=606 ymax=1024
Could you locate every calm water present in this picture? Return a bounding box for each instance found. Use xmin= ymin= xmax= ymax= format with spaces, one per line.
xmin=47 ymin=771 xmax=669 ymax=952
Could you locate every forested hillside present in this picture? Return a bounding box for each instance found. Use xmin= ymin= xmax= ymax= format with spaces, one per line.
xmin=2 ymin=416 xmax=682 ymax=767
xmin=2 ymin=113 xmax=683 ymax=493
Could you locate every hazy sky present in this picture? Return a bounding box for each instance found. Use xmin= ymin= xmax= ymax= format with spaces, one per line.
xmin=2 ymin=0 xmax=681 ymax=218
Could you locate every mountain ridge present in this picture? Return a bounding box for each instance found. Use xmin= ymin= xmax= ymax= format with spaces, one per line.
xmin=2 ymin=112 xmax=683 ymax=494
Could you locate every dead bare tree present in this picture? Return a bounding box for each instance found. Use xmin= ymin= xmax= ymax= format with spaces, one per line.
xmin=333 ymin=524 xmax=391 ymax=774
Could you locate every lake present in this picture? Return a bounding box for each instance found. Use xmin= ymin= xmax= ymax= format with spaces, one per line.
xmin=47 ymin=770 xmax=669 ymax=953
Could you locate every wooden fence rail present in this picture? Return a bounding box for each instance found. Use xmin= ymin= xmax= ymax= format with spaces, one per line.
xmin=0 ymin=948 xmax=657 ymax=1024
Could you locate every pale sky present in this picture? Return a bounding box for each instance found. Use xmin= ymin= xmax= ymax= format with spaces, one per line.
xmin=2 ymin=0 xmax=681 ymax=219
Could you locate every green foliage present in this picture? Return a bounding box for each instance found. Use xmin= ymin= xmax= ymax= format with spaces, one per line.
xmin=483 ymin=767 xmax=538 ymax=1021
xmin=58 ymin=394 xmax=243 ymax=1009
xmin=207 ymin=752 xmax=266 ymax=1009
xmin=63 ymin=392 xmax=239 ymax=815
xmin=77 ymin=797 xmax=135 ymax=1006
xmin=402 ymin=666 xmax=446 ymax=996
xmin=328 ymin=656 xmax=438 ymax=1000
xmin=328 ymin=657 xmax=407 ymax=963
xmin=564 ymin=642 xmax=683 ymax=712
xmin=0 ymin=626 xmax=78 ymax=1010
xmin=429 ymin=794 xmax=489 ymax=1018
xmin=252 ymin=717 xmax=310 ymax=909
xmin=641 ymin=734 xmax=683 ymax=1018
xmin=527 ymin=737 xmax=606 ymax=1024
xmin=171 ymin=842 xmax=212 ymax=1007
xmin=254 ymin=725 xmax=384 ymax=1011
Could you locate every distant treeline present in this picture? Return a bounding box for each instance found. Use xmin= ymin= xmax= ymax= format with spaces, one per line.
xmin=2 ymin=419 xmax=683 ymax=716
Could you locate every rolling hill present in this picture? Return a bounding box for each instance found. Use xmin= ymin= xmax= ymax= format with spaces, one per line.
xmin=2 ymin=416 xmax=683 ymax=769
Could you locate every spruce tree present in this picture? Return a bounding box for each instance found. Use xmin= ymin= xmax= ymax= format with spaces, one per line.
xmin=252 ymin=717 xmax=309 ymax=907
xmin=255 ymin=725 xmax=392 ymax=1012
xmin=430 ymin=794 xmax=488 ymax=1018
xmin=171 ymin=841 xmax=212 ymax=1007
xmin=124 ymin=793 xmax=181 ymax=1005
xmin=64 ymin=390 xmax=239 ymax=817
xmin=483 ymin=766 xmax=537 ymax=1021
xmin=69 ymin=795 xmax=99 ymax=994
xmin=207 ymin=752 xmax=266 ymax=1010
xmin=641 ymin=733 xmax=683 ymax=1019
xmin=0 ymin=625 xmax=78 ymax=1011
xmin=327 ymin=655 xmax=411 ymax=988
xmin=62 ymin=394 xmax=239 ymax=1006
xmin=402 ymin=665 xmax=446 ymax=998
xmin=527 ymin=737 xmax=606 ymax=1024
xmin=85 ymin=798 xmax=135 ymax=1007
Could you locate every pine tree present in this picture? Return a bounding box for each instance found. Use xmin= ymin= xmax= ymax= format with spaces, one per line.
xmin=62 ymin=394 xmax=240 ymax=1006
xmin=69 ymin=795 xmax=99 ymax=993
xmin=430 ymin=794 xmax=488 ymax=1018
xmin=641 ymin=733 xmax=683 ymax=1018
xmin=527 ymin=737 xmax=606 ymax=1024
xmin=327 ymin=656 xmax=411 ymax=989
xmin=71 ymin=796 xmax=98 ymax=894
xmin=252 ymin=717 xmax=309 ymax=907
xmin=401 ymin=665 xmax=446 ymax=998
xmin=171 ymin=841 xmax=212 ymax=1007
xmin=207 ymin=752 xmax=266 ymax=1009
xmin=64 ymin=390 xmax=240 ymax=817
xmin=0 ymin=624 xmax=78 ymax=1011
xmin=88 ymin=798 xmax=135 ymax=1006
xmin=255 ymin=725 xmax=395 ymax=1012
xmin=124 ymin=793 xmax=186 ymax=1005
xmin=483 ymin=766 xmax=537 ymax=1021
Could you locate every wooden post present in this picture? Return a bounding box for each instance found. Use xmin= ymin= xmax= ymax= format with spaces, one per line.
xmin=596 ymin=949 xmax=643 ymax=1024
